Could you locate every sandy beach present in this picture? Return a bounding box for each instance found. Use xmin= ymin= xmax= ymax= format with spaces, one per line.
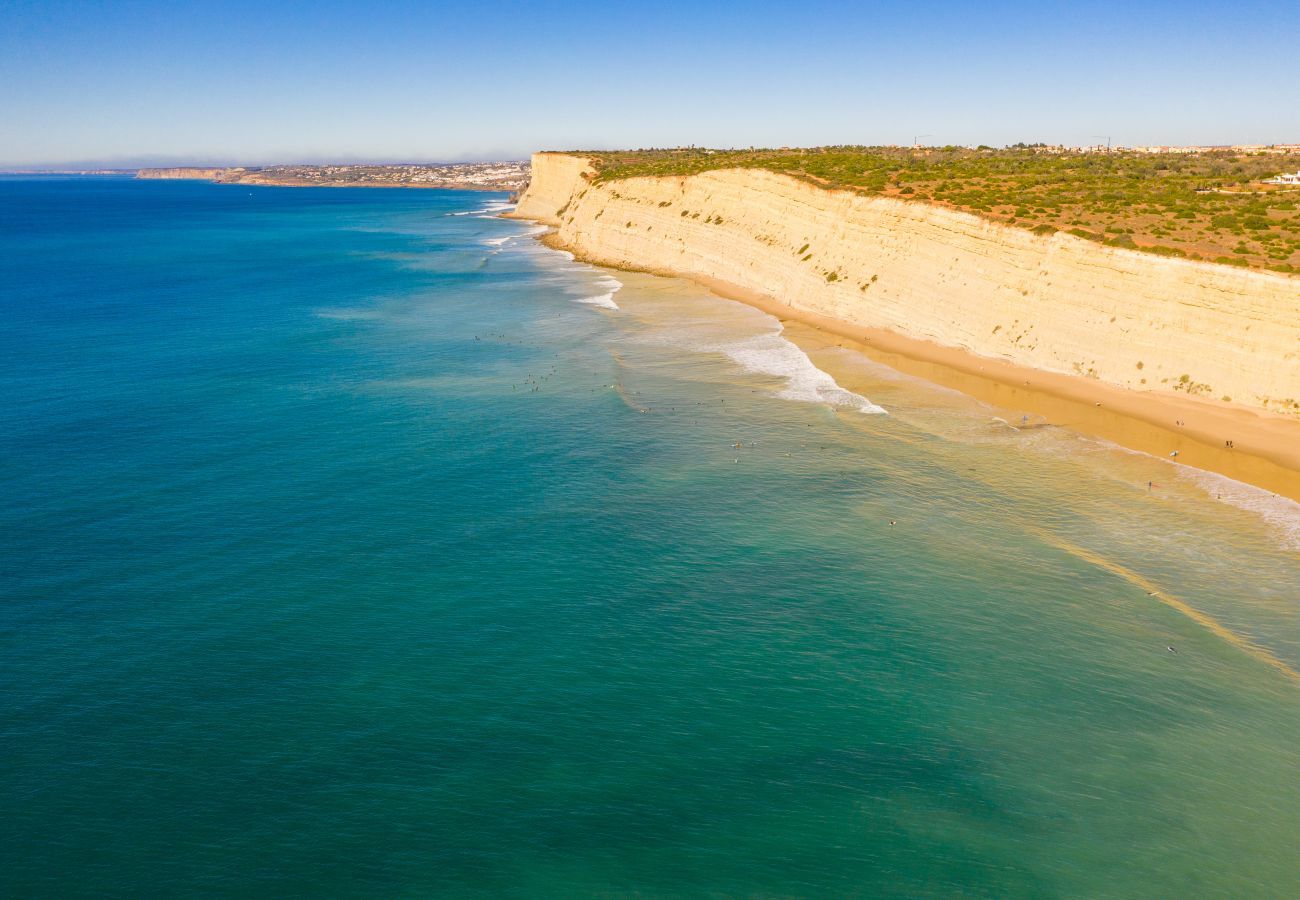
xmin=540 ymin=232 xmax=1300 ymax=505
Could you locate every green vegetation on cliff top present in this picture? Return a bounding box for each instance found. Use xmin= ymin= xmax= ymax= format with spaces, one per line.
xmin=579 ymin=147 xmax=1300 ymax=273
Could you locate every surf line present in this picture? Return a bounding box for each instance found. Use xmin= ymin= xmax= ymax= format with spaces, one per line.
xmin=1030 ymin=528 xmax=1299 ymax=684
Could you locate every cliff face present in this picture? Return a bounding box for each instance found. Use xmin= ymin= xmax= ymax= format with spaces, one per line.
xmin=136 ymin=168 xmax=239 ymax=180
xmin=514 ymin=153 xmax=1300 ymax=416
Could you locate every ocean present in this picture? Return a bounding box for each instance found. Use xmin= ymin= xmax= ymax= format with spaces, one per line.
xmin=2 ymin=176 xmax=1297 ymax=897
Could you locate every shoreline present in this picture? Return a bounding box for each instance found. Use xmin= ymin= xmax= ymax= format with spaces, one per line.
xmin=223 ymin=180 xmax=518 ymax=191
xmin=530 ymin=229 xmax=1300 ymax=506
xmin=136 ymin=176 xmax=518 ymax=191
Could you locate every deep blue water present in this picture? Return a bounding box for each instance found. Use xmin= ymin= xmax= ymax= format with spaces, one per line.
xmin=2 ymin=177 xmax=1297 ymax=897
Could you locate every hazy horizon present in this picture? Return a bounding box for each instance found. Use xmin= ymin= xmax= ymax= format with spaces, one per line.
xmin=0 ymin=155 xmax=530 ymax=171
xmin=4 ymin=0 xmax=1298 ymax=168
xmin=8 ymin=138 xmax=1300 ymax=173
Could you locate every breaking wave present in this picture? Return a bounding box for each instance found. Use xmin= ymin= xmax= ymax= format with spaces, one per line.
xmin=1180 ymin=468 xmax=1300 ymax=551
xmin=574 ymin=293 xmax=619 ymax=310
xmin=715 ymin=331 xmax=887 ymax=413
xmin=573 ymin=275 xmax=623 ymax=311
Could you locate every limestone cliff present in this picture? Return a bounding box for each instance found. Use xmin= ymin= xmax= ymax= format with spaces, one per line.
xmin=514 ymin=152 xmax=1300 ymax=417
xmin=136 ymin=168 xmax=241 ymax=181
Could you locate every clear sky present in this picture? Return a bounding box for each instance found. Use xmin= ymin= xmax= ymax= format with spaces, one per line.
xmin=3 ymin=0 xmax=1297 ymax=166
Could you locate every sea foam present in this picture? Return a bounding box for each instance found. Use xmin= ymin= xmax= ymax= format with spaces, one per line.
xmin=717 ymin=331 xmax=887 ymax=414
xmin=1180 ymin=468 xmax=1300 ymax=551
xmin=574 ymin=292 xmax=620 ymax=310
xmin=573 ymin=275 xmax=623 ymax=310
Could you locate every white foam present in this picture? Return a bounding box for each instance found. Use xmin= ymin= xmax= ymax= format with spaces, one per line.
xmin=574 ymin=292 xmax=620 ymax=310
xmin=716 ymin=331 xmax=887 ymax=414
xmin=1180 ymin=468 xmax=1300 ymax=551
xmin=483 ymin=236 xmax=511 ymax=246
xmin=453 ymin=203 xmax=511 ymax=217
xmin=570 ymin=275 xmax=623 ymax=310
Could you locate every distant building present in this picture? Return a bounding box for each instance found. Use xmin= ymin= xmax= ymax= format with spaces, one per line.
xmin=1263 ymin=171 xmax=1300 ymax=185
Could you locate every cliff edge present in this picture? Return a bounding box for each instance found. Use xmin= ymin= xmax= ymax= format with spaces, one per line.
xmin=514 ymin=152 xmax=1300 ymax=418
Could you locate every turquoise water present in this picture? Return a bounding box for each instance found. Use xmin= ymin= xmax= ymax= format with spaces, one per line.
xmin=2 ymin=177 xmax=1297 ymax=897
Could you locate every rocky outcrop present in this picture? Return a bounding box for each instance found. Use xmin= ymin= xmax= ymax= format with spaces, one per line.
xmin=513 ymin=153 xmax=1300 ymax=416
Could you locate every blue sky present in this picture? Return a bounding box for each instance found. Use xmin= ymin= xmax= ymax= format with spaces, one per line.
xmin=2 ymin=0 xmax=1297 ymax=166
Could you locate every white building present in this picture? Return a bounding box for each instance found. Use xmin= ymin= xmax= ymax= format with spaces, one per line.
xmin=1263 ymin=171 xmax=1300 ymax=185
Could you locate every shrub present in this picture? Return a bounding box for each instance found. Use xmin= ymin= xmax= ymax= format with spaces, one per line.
xmin=581 ymin=146 xmax=1299 ymax=272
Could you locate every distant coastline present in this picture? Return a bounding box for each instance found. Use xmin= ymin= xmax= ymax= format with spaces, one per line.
xmin=135 ymin=162 xmax=530 ymax=192
xmin=0 ymin=169 xmax=136 ymax=176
